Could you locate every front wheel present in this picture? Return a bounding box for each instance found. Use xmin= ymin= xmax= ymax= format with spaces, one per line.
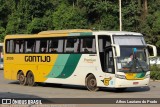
xmin=27 ymin=71 xmax=36 ymax=86
xmin=85 ymin=74 xmax=99 ymax=91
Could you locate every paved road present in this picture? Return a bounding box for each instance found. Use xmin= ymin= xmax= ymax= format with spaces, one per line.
xmin=0 ymin=70 xmax=160 ymax=98
xmin=0 ymin=70 xmax=160 ymax=107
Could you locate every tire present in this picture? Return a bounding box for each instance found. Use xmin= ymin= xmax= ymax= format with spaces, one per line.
xmin=17 ymin=71 xmax=27 ymax=86
xmin=85 ymin=74 xmax=99 ymax=91
xmin=27 ymin=71 xmax=36 ymax=86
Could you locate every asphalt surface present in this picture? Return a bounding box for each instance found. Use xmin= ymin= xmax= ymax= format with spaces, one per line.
xmin=0 ymin=70 xmax=160 ymax=107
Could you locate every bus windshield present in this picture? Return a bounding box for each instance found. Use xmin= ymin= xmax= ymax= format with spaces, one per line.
xmin=117 ymin=46 xmax=149 ymax=73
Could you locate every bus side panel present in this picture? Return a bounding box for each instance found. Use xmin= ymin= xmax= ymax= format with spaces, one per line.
xmin=45 ymin=54 xmax=106 ymax=86
xmin=35 ymin=65 xmax=54 ymax=82
xmin=4 ymin=64 xmax=12 ymax=80
xmin=29 ymin=54 xmax=58 ymax=82
xmin=4 ymin=54 xmax=38 ymax=80
xmin=4 ymin=54 xmax=58 ymax=82
xmin=4 ymin=54 xmax=15 ymax=80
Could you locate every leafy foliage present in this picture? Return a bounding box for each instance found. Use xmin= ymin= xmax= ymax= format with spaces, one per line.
xmin=150 ymin=65 xmax=160 ymax=80
xmin=52 ymin=2 xmax=87 ymax=30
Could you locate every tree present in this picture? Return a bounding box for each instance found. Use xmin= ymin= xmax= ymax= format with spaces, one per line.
xmin=122 ymin=1 xmax=141 ymax=31
xmin=27 ymin=18 xmax=51 ymax=34
xmin=0 ymin=0 xmax=160 ymax=53
xmin=53 ymin=2 xmax=88 ymax=29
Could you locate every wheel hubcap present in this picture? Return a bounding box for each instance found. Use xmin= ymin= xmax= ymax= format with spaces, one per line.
xmin=89 ymin=79 xmax=96 ymax=87
xmin=19 ymin=75 xmax=24 ymax=82
xmin=28 ymin=73 xmax=34 ymax=85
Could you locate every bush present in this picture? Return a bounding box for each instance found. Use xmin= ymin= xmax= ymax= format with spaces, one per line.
xmin=150 ymin=65 xmax=160 ymax=80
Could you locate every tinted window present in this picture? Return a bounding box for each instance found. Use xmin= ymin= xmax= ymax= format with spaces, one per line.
xmin=25 ymin=39 xmax=36 ymax=53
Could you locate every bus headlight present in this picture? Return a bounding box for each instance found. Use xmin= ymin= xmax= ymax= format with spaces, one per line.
xmin=115 ymin=74 xmax=126 ymax=79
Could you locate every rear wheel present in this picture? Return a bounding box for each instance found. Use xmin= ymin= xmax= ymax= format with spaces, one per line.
xmin=17 ymin=71 xmax=27 ymax=85
xmin=27 ymin=71 xmax=36 ymax=86
xmin=85 ymin=74 xmax=99 ymax=91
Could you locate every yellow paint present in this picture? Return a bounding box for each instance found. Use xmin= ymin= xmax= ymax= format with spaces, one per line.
xmin=125 ymin=73 xmax=144 ymax=80
xmin=5 ymin=29 xmax=92 ymax=39
xmin=38 ymin=29 xmax=92 ymax=35
xmin=103 ymin=78 xmax=111 ymax=86
xmin=4 ymin=54 xmax=58 ymax=82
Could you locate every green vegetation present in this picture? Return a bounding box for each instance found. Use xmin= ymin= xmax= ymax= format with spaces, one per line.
xmin=1 ymin=0 xmax=160 ymax=79
xmin=0 ymin=0 xmax=160 ymax=54
xmin=150 ymin=65 xmax=160 ymax=80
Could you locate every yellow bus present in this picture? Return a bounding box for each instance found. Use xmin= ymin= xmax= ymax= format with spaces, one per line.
xmin=4 ymin=29 xmax=157 ymax=91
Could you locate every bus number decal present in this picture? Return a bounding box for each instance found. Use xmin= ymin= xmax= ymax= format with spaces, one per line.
xmin=7 ymin=57 xmax=14 ymax=60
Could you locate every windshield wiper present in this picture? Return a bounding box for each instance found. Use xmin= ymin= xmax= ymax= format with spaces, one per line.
xmin=137 ymin=59 xmax=148 ymax=72
xmin=131 ymin=58 xmax=146 ymax=72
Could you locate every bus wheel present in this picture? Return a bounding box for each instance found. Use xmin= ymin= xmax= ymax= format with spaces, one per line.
xmin=18 ymin=72 xmax=27 ymax=85
xmin=27 ymin=71 xmax=36 ymax=86
xmin=85 ymin=74 xmax=99 ymax=91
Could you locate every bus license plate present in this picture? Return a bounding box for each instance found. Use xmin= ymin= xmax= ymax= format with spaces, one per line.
xmin=133 ymin=82 xmax=139 ymax=85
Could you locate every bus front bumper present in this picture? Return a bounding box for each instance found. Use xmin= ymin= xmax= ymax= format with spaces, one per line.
xmin=115 ymin=78 xmax=150 ymax=88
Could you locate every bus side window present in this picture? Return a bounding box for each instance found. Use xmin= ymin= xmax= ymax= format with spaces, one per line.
xmin=49 ymin=39 xmax=58 ymax=53
xmin=74 ymin=39 xmax=80 ymax=53
xmin=64 ymin=38 xmax=75 ymax=53
xmin=80 ymin=38 xmax=96 ymax=53
xmin=5 ymin=40 xmax=15 ymax=53
xmin=6 ymin=40 xmax=10 ymax=53
xmin=5 ymin=40 xmax=14 ymax=53
xmin=15 ymin=40 xmax=19 ymax=53
xmin=64 ymin=38 xmax=80 ymax=53
xmin=40 ymin=39 xmax=48 ymax=53
xmin=19 ymin=40 xmax=24 ymax=53
xmin=10 ymin=40 xmax=15 ymax=53
xmin=25 ymin=39 xmax=36 ymax=53
xmin=15 ymin=40 xmax=24 ymax=53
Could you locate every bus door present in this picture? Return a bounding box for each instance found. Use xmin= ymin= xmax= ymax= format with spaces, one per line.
xmin=103 ymin=47 xmax=115 ymax=86
xmin=104 ymin=47 xmax=115 ymax=73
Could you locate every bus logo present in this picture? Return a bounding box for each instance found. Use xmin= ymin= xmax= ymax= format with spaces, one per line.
xmin=103 ymin=78 xmax=111 ymax=86
xmin=84 ymin=58 xmax=96 ymax=63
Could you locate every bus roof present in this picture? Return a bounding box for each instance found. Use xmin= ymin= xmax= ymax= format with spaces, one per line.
xmin=38 ymin=29 xmax=92 ymax=35
xmin=93 ymin=31 xmax=142 ymax=36
xmin=5 ymin=29 xmax=143 ymax=39
xmin=5 ymin=29 xmax=92 ymax=39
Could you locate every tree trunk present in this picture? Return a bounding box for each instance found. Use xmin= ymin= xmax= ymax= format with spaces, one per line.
xmin=143 ymin=0 xmax=148 ymax=18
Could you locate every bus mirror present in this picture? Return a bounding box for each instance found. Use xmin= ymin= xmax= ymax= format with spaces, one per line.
xmin=147 ymin=44 xmax=157 ymax=58
xmin=112 ymin=44 xmax=120 ymax=57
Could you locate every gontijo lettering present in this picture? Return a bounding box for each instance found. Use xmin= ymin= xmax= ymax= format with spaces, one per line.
xmin=25 ymin=56 xmax=51 ymax=62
